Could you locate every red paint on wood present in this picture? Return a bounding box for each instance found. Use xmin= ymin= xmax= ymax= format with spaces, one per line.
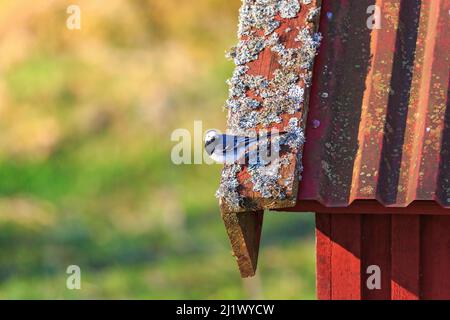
xmin=330 ymin=215 xmax=361 ymax=300
xmin=361 ymin=215 xmax=391 ymax=300
xmin=221 ymin=0 xmax=322 ymax=214
xmin=315 ymin=214 xmax=331 ymax=300
xmin=391 ymin=215 xmax=420 ymax=300
xmin=283 ymin=199 xmax=449 ymax=215
xmin=420 ymin=215 xmax=450 ymax=299
xmin=315 ymin=213 xmax=450 ymax=300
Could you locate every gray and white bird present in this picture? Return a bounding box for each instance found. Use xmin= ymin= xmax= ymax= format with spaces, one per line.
xmin=204 ymin=129 xmax=285 ymax=165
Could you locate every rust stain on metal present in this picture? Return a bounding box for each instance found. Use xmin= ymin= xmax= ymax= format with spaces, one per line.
xmin=294 ymin=0 xmax=450 ymax=209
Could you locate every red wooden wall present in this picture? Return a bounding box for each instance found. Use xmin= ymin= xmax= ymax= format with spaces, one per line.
xmin=316 ymin=213 xmax=450 ymax=299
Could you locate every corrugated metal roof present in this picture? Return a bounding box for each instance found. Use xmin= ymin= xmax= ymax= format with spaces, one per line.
xmin=296 ymin=0 xmax=450 ymax=208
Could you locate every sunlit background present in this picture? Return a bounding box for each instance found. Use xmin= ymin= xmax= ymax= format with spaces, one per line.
xmin=0 ymin=0 xmax=315 ymax=299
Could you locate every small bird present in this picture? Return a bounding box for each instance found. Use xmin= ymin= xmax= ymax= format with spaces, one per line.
xmin=204 ymin=129 xmax=285 ymax=165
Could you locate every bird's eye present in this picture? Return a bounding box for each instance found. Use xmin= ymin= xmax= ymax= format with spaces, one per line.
xmin=205 ymin=135 xmax=216 ymax=145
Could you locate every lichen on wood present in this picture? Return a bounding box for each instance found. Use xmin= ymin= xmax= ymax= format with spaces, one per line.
xmin=218 ymin=0 xmax=322 ymax=214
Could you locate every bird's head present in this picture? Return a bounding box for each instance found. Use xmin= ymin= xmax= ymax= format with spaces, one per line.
xmin=204 ymin=129 xmax=220 ymax=155
xmin=205 ymin=129 xmax=219 ymax=144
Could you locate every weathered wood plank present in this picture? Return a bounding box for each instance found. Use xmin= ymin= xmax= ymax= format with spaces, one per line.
xmin=391 ymin=215 xmax=420 ymax=300
xmin=222 ymin=210 xmax=264 ymax=278
xmin=330 ymin=214 xmax=362 ymax=300
xmin=218 ymin=0 xmax=323 ymax=214
xmin=361 ymin=215 xmax=391 ymax=300
xmin=420 ymin=215 xmax=450 ymax=299
xmin=219 ymin=0 xmax=323 ymax=278
xmin=315 ymin=213 xmax=331 ymax=299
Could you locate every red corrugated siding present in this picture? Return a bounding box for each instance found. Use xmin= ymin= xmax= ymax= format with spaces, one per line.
xmin=295 ymin=0 xmax=450 ymax=208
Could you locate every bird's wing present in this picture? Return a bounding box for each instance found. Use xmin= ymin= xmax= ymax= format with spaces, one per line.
xmin=219 ymin=134 xmax=258 ymax=152
xmin=222 ymin=133 xmax=280 ymax=148
xmin=216 ymin=132 xmax=284 ymax=164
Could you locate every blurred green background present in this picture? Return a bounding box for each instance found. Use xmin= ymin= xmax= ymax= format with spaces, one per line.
xmin=0 ymin=0 xmax=315 ymax=299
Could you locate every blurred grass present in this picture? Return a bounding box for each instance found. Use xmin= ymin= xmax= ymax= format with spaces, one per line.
xmin=0 ymin=0 xmax=316 ymax=299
